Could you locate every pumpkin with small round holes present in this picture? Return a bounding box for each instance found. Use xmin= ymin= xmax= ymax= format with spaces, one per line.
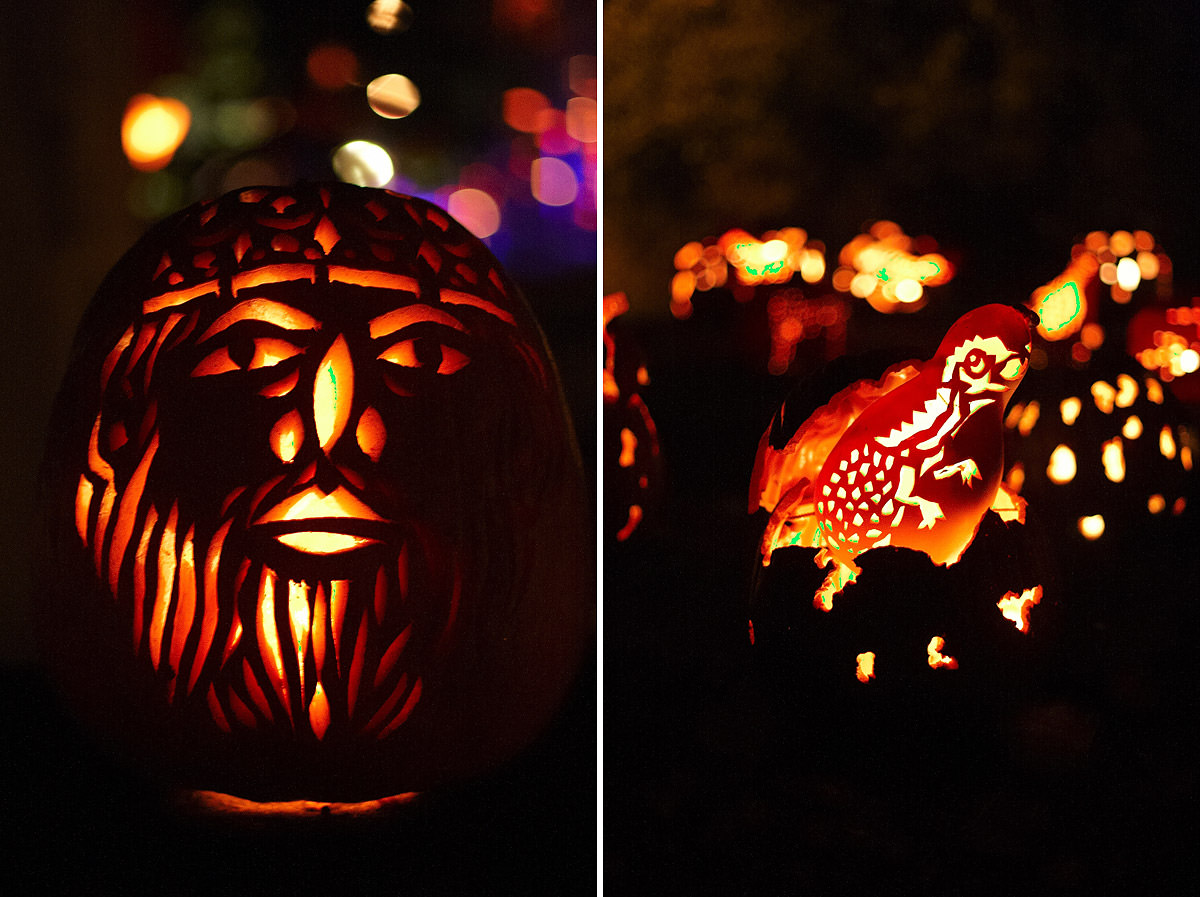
xmin=36 ymin=183 xmax=590 ymax=802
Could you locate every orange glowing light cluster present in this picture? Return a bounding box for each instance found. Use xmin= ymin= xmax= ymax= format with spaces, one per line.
xmin=121 ymin=94 xmax=191 ymax=172
xmin=604 ymin=292 xmax=659 ymax=542
xmin=1029 ymin=230 xmax=1170 ymax=360
xmin=670 ymin=227 xmax=825 ymax=319
xmin=831 ymin=221 xmax=953 ymax=314
xmin=1130 ymin=303 xmax=1200 ymax=382
xmin=765 ymin=290 xmax=849 ymax=375
xmin=855 ymin=651 xmax=876 ymax=683
xmin=997 ymin=585 xmax=1043 ymax=633
xmin=926 ymin=636 xmax=958 ymax=670
xmin=752 ymin=304 xmax=1033 ymax=614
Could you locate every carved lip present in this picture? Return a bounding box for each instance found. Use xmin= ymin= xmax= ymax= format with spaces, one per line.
xmin=252 ymin=486 xmax=393 ymax=555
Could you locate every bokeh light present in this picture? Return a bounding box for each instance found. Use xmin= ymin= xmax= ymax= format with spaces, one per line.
xmin=332 ymin=140 xmax=394 ymax=187
xmin=447 ymin=188 xmax=501 ymax=239
xmin=121 ymin=94 xmax=191 ymax=172
xmin=531 ymin=156 xmax=578 ymax=206
xmin=503 ymin=88 xmax=551 ymax=133
xmin=367 ymin=73 xmax=421 ymax=119
xmin=366 ymin=0 xmax=414 ymax=34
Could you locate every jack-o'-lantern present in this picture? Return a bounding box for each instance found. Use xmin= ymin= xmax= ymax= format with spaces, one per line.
xmin=36 ymin=183 xmax=590 ymax=803
xmin=749 ymin=304 xmax=1053 ymax=685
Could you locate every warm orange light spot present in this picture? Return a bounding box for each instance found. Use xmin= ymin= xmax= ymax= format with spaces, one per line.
xmin=1078 ymin=514 xmax=1105 ymax=540
xmin=1115 ymin=374 xmax=1138 ymax=408
xmin=1148 ymin=494 xmax=1166 ymax=514
xmin=1122 ymin=415 xmax=1143 ymax=439
xmin=315 ymin=335 xmax=353 ymax=452
xmin=75 ymin=475 xmax=94 ymax=544
xmin=926 ymin=636 xmax=958 ymax=670
xmin=307 ymin=681 xmax=331 ymax=740
xmin=278 ymin=532 xmax=376 ymax=554
xmin=997 ymin=585 xmax=1043 ymax=633
xmin=1182 ymin=444 xmax=1193 ymax=471
xmin=1101 ymin=437 xmax=1125 ymax=483
xmin=1047 ymin=444 xmax=1077 ymax=484
xmin=1080 ymin=322 xmax=1105 ymax=350
xmin=1017 ymin=401 xmax=1040 ymax=436
xmin=1116 ymin=256 xmax=1141 ymax=292
xmin=289 ymin=579 xmax=311 ymax=698
xmin=270 ymin=410 xmax=304 ymax=463
xmin=1091 ymin=381 xmax=1116 ymax=414
xmin=855 ymin=652 xmax=876 ymax=683
xmin=1005 ymin=403 xmax=1025 ymax=429
xmin=169 ymin=528 xmax=198 ymax=681
xmin=122 ymin=94 xmax=191 ymax=171
xmin=618 ymin=428 xmax=637 ymax=468
xmin=1173 ymin=497 xmax=1187 ymax=515
xmin=356 ymin=407 xmax=387 ymax=461
xmin=502 ymin=87 xmax=550 ymax=133
xmin=1160 ymin=425 xmax=1177 ymax=460
xmin=1060 ymin=397 xmax=1082 ymax=426
xmin=1005 ymin=463 xmax=1025 ymax=493
xmin=616 ymin=504 xmax=643 ymax=542
xmin=565 ymin=96 xmax=597 ymax=143
xmin=1146 ymin=378 xmax=1164 ymax=403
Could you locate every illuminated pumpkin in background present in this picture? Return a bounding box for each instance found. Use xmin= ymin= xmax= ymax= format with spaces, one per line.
xmin=36 ymin=183 xmax=589 ymax=803
xmin=750 ymin=304 xmax=1047 ymax=678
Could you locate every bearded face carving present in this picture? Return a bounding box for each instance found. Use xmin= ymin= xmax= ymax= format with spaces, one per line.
xmin=40 ymin=185 xmax=588 ymax=800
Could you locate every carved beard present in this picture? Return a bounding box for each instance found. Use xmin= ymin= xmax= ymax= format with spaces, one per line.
xmin=76 ymin=425 xmax=459 ymax=746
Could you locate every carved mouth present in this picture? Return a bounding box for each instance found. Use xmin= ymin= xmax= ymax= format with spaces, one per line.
xmin=252 ymin=486 xmax=392 ymax=555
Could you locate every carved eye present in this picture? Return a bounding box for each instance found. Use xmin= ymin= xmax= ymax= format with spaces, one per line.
xmin=963 ymin=349 xmax=988 ymax=377
xmin=378 ymin=336 xmax=470 ymax=376
xmin=192 ymin=336 xmax=304 ymax=377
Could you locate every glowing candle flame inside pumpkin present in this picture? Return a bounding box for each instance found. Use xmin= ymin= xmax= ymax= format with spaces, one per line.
xmin=751 ymin=304 xmax=1037 ymax=614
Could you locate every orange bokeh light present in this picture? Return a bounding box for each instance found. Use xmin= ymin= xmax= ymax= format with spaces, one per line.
xmin=121 ymin=94 xmax=191 ymax=172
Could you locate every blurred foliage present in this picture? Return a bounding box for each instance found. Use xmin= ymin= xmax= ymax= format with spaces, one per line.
xmin=605 ymin=0 xmax=1199 ymax=313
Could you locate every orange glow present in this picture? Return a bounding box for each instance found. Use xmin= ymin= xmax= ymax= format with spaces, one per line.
xmin=1078 ymin=514 xmax=1105 ymax=540
xmin=855 ymin=652 xmax=876 ymax=683
xmin=1160 ymin=425 xmax=1177 ymax=460
xmin=502 ymin=87 xmax=550 ymax=133
xmin=278 ymin=532 xmax=375 ymax=554
xmin=926 ymin=636 xmax=958 ymax=670
xmin=288 ymin=579 xmax=311 ymax=698
xmin=258 ymin=486 xmax=385 ymax=525
xmin=1091 ymin=381 xmax=1116 ymax=414
xmin=368 ymin=304 xmax=465 ymax=339
xmin=256 ymin=568 xmax=290 ymax=718
xmin=199 ymin=299 xmax=319 ymax=343
xmin=1148 ymin=494 xmax=1166 ymax=514
xmin=169 ymin=528 xmax=198 ymax=682
xmin=1122 ymin=415 xmax=1143 ymax=439
xmin=565 ymin=97 xmax=597 ymax=143
xmin=122 ymin=94 xmax=191 ymax=171
xmin=356 ymin=407 xmax=387 ymax=461
xmin=834 ymin=222 xmax=952 ymax=314
xmin=752 ymin=304 xmax=1034 ymax=612
xmin=1101 ymin=437 xmax=1125 ymax=482
xmin=1060 ymin=397 xmax=1082 ymax=426
xmin=1005 ymin=463 xmax=1025 ymax=493
xmin=308 ymin=682 xmax=331 ymax=740
xmin=1017 ymin=401 xmax=1040 ymax=437
xmin=315 ymin=336 xmax=354 ymax=452
xmin=329 ymin=267 xmax=419 ymax=294
xmin=270 ymin=410 xmax=304 ymax=463
xmin=615 ymin=505 xmax=643 ymax=542
xmin=997 ymin=585 xmax=1043 ymax=633
xmin=149 ymin=504 xmax=179 ymax=671
xmin=1047 ymin=444 xmax=1077 ymax=484
xmin=618 ymin=428 xmax=637 ymax=467
xmin=182 ymin=788 xmax=418 ymax=817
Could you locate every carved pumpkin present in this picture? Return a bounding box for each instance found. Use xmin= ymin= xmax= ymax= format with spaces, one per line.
xmin=749 ymin=304 xmax=1052 ymax=680
xmin=36 ymin=183 xmax=590 ymax=802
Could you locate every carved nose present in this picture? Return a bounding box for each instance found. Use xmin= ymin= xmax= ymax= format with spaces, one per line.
xmin=314 ymin=335 xmax=354 ymax=454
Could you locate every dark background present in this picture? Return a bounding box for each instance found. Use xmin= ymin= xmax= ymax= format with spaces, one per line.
xmin=2 ymin=1 xmax=596 ymax=892
xmin=605 ymin=1 xmax=1200 ymax=892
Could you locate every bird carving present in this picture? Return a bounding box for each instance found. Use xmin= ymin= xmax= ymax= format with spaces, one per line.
xmin=750 ymin=303 xmax=1035 ymax=610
